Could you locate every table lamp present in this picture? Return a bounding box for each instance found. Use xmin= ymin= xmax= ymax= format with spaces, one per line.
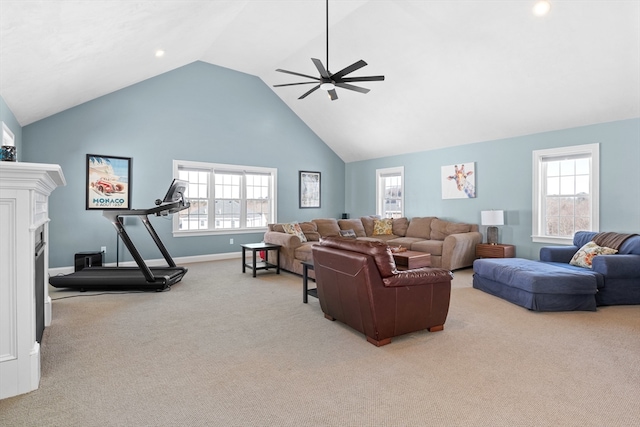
xmin=481 ymin=210 xmax=504 ymax=245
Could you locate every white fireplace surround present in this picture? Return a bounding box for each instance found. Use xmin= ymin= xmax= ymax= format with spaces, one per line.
xmin=0 ymin=162 xmax=65 ymax=399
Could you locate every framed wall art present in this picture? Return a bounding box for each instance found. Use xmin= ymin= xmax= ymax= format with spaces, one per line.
xmin=299 ymin=170 xmax=321 ymax=208
xmin=86 ymin=154 xmax=132 ymax=210
xmin=441 ymin=162 xmax=476 ymax=199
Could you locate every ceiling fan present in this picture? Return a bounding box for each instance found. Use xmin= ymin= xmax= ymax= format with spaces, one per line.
xmin=273 ymin=0 xmax=385 ymax=101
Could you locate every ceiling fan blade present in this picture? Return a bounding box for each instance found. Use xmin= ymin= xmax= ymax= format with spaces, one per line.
xmin=335 ymin=82 xmax=370 ymax=94
xmin=273 ymin=82 xmax=322 ymax=87
xmin=299 ymin=84 xmax=321 ymax=99
xmin=328 ymin=89 xmax=338 ymax=101
xmin=311 ymin=58 xmax=331 ymax=79
xmin=275 ymin=69 xmax=320 ymax=81
xmin=332 ymin=60 xmax=368 ymax=80
xmin=339 ymin=75 xmax=385 ymax=83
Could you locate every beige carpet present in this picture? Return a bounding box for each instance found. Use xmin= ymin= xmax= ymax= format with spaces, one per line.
xmin=1 ymin=260 xmax=639 ymax=427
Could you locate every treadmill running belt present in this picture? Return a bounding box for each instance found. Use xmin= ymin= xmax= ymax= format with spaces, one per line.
xmin=49 ymin=267 xmax=187 ymax=291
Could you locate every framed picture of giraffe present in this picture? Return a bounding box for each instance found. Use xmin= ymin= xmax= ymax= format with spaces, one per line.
xmin=441 ymin=162 xmax=476 ymax=199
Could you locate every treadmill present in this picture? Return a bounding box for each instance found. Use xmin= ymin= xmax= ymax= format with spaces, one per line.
xmin=50 ymin=179 xmax=190 ymax=292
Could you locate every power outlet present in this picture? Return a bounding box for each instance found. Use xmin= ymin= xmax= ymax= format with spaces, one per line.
xmin=229 ymin=238 xmax=234 ymax=245
xmin=101 ymin=246 xmax=107 ymax=254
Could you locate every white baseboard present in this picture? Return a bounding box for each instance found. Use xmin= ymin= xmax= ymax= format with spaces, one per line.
xmin=48 ymin=251 xmax=242 ymax=276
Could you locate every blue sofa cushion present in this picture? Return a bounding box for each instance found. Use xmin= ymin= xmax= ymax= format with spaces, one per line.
xmin=473 ymin=258 xmax=598 ymax=295
xmin=573 ymin=231 xmax=640 ymax=255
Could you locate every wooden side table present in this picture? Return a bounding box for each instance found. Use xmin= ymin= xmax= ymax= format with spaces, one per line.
xmin=240 ymin=243 xmax=281 ymax=277
xmin=476 ymin=243 xmax=516 ymax=258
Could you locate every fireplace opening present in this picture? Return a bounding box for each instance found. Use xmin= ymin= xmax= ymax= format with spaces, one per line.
xmin=35 ymin=224 xmax=45 ymax=343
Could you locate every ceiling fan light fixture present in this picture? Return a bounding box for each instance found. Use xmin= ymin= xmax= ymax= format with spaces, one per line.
xmin=320 ymin=82 xmax=335 ymax=91
xmin=532 ymin=0 xmax=551 ymax=16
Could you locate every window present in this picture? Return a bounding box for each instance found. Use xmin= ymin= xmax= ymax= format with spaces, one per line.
xmin=532 ymin=143 xmax=599 ymax=244
xmin=376 ymin=167 xmax=404 ymax=218
xmin=173 ymin=160 xmax=277 ymax=236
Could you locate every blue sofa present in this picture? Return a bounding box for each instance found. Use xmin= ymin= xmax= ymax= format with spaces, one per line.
xmin=473 ymin=231 xmax=640 ymax=311
xmin=540 ymin=231 xmax=640 ymax=306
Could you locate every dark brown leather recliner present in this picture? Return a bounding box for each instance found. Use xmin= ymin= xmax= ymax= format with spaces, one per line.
xmin=311 ymin=237 xmax=453 ymax=346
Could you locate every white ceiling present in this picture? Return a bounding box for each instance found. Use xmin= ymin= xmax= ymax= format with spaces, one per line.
xmin=1 ymin=1 xmax=639 ymax=162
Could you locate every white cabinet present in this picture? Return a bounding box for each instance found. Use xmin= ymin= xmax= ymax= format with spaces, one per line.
xmin=0 ymin=162 xmax=65 ymax=399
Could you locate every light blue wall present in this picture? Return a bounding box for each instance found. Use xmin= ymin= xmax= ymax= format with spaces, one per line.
xmin=346 ymin=118 xmax=640 ymax=260
xmin=0 ymin=95 xmax=22 ymax=160
xmin=22 ymin=62 xmax=345 ymax=268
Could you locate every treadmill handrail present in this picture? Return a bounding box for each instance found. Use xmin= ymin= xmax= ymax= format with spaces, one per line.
xmin=101 ymin=198 xmax=189 ymax=283
xmin=107 ymin=199 xmax=189 ymax=217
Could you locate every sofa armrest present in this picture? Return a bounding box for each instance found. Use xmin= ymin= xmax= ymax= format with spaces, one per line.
xmin=383 ymin=268 xmax=453 ymax=287
xmin=592 ymin=254 xmax=640 ymax=278
xmin=441 ymin=231 xmax=483 ymax=270
xmin=263 ymin=231 xmax=302 ymax=249
xmin=539 ymin=246 xmax=578 ymax=263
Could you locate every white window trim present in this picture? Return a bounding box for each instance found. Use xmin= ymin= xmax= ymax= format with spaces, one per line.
xmin=532 ymin=143 xmax=599 ymax=245
xmin=172 ymin=159 xmax=277 ymax=237
xmin=376 ymin=166 xmax=404 ymax=218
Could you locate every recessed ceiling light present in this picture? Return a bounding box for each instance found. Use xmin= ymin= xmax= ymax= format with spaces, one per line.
xmin=533 ymin=0 xmax=551 ymax=16
xmin=155 ymin=50 xmax=165 ymax=58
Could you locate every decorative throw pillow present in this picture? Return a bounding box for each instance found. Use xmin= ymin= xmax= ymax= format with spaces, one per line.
xmin=339 ymin=229 xmax=357 ymax=238
xmin=373 ymin=218 xmax=394 ymax=236
xmin=299 ymin=222 xmax=320 ymax=241
xmin=569 ymin=241 xmax=617 ymax=268
xmin=282 ymin=222 xmax=307 ymax=242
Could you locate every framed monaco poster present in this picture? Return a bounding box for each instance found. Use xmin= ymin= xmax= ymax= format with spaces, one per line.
xmin=86 ymin=154 xmax=132 ymax=210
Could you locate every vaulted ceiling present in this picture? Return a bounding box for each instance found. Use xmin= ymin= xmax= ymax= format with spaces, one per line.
xmin=1 ymin=1 xmax=638 ymax=162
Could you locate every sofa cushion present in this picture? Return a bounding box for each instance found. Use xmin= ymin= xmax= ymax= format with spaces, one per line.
xmin=392 ymin=217 xmax=409 ymax=237
xmin=409 ymin=239 xmax=443 ymax=256
xmin=300 ymin=221 xmax=320 ymax=241
xmin=573 ymin=231 xmax=640 ymax=255
xmin=473 ymin=258 xmax=599 ymax=295
xmin=269 ymin=223 xmax=285 ymax=233
xmin=430 ymin=219 xmax=472 ymax=240
xmin=387 ymin=237 xmax=425 ymax=248
xmin=360 ymin=215 xmax=381 ymax=236
xmin=569 ymin=241 xmax=618 ymax=268
xmin=358 ymin=235 xmax=398 ymax=243
xmin=294 ymin=242 xmax=316 ymax=263
xmin=313 ymin=218 xmax=341 ymax=237
xmin=405 ymin=217 xmax=436 ymax=239
xmin=282 ymin=222 xmax=307 ymax=242
xmin=338 ymin=219 xmax=367 ymax=237
xmin=373 ymin=218 xmax=394 ymax=235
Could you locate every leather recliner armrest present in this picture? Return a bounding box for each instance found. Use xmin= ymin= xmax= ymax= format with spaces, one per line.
xmin=383 ymin=268 xmax=453 ymax=287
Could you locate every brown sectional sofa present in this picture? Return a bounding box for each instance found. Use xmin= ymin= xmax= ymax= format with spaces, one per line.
xmin=263 ymin=216 xmax=482 ymax=277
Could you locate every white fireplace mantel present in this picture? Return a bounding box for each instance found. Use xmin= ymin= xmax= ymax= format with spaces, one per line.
xmin=0 ymin=162 xmax=65 ymax=399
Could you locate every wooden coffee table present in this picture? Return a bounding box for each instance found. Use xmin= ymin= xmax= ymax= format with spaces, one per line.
xmin=392 ymin=250 xmax=431 ymax=270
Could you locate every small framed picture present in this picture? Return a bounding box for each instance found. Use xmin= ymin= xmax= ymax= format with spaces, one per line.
xmin=441 ymin=162 xmax=476 ymax=199
xmin=86 ymin=154 xmax=132 ymax=210
xmin=299 ymin=171 xmax=321 ymax=209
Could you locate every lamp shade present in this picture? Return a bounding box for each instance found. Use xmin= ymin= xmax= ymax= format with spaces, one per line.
xmin=481 ymin=210 xmax=504 ymax=226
